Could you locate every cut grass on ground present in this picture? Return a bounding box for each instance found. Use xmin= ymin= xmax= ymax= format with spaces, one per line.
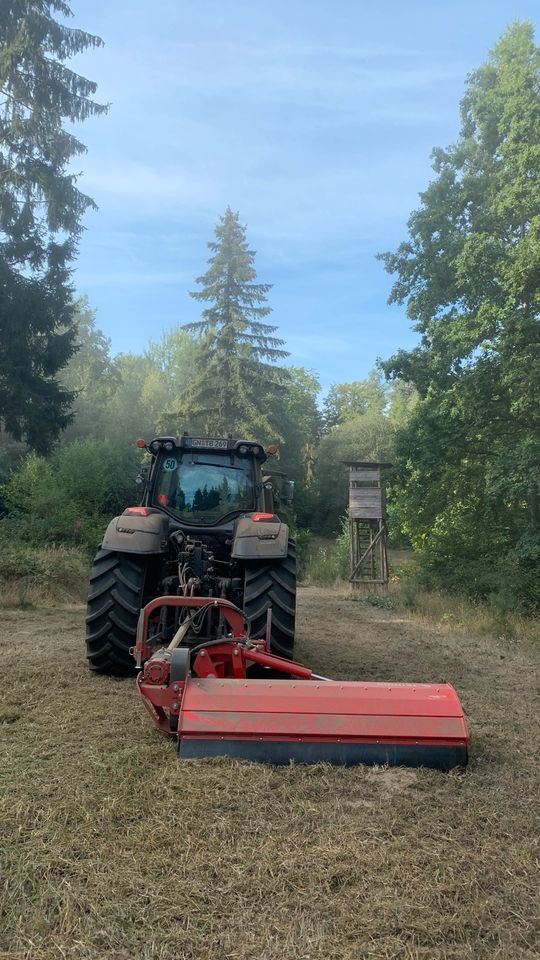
xmin=1 ymin=587 xmax=539 ymax=960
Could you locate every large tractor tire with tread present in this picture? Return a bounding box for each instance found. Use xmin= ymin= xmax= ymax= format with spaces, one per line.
xmin=86 ymin=548 xmax=148 ymax=675
xmin=243 ymin=540 xmax=296 ymax=659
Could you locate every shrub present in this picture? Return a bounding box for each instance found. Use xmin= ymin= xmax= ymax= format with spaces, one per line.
xmin=293 ymin=528 xmax=313 ymax=579
xmin=302 ymin=516 xmax=350 ymax=584
xmin=1 ymin=440 xmax=142 ymax=554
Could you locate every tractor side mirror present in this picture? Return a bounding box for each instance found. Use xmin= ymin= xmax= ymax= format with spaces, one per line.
xmin=262 ymin=474 xmax=294 ymax=508
xmin=281 ymin=480 xmax=295 ymax=504
xmin=135 ymin=464 xmax=150 ymax=489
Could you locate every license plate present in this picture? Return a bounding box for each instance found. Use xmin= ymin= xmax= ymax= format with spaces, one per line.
xmin=191 ymin=437 xmax=228 ymax=449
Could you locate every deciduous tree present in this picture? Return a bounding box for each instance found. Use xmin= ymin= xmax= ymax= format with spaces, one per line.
xmin=380 ymin=21 xmax=540 ymax=607
xmin=323 ymin=371 xmax=386 ymax=431
xmin=61 ymin=298 xmax=119 ymax=439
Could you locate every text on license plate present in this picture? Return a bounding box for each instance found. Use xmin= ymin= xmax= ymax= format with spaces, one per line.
xmin=191 ymin=437 xmax=228 ymax=449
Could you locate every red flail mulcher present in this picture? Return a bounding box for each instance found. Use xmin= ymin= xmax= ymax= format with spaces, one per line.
xmin=135 ymin=596 xmax=469 ymax=769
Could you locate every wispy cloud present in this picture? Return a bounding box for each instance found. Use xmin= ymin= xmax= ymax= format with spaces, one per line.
xmin=84 ymin=161 xmax=220 ymax=210
xmin=286 ymin=333 xmax=352 ymax=356
xmin=73 ymin=0 xmax=523 ymax=378
xmin=76 ymin=269 xmax=185 ymax=287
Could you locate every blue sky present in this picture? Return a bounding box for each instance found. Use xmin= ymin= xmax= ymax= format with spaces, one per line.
xmin=70 ymin=0 xmax=539 ymax=393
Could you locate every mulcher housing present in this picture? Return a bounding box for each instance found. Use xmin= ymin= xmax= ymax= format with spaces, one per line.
xmin=135 ymin=595 xmax=469 ymax=769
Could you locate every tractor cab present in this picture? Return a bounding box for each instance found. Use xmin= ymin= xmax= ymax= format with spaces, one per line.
xmin=141 ymin=435 xmax=292 ymax=529
xmin=149 ymin=439 xmax=260 ymax=525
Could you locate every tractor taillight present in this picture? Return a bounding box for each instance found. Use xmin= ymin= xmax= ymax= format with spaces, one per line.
xmin=126 ymin=507 xmax=150 ymax=516
xmin=251 ymin=512 xmax=274 ymax=521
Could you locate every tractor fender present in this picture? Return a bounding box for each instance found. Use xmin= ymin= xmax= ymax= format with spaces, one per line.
xmin=231 ymin=515 xmax=289 ymax=560
xmin=101 ymin=509 xmax=169 ymax=555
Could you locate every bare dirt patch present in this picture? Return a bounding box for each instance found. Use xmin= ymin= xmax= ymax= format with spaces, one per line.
xmin=1 ymin=587 xmax=539 ymax=960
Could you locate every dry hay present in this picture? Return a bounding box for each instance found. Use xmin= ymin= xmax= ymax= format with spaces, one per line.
xmin=1 ymin=588 xmax=539 ymax=960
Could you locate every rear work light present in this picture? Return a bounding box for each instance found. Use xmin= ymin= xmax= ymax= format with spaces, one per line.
xmin=126 ymin=507 xmax=150 ymax=517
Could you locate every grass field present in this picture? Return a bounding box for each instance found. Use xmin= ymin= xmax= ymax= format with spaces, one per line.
xmin=1 ymin=587 xmax=539 ymax=960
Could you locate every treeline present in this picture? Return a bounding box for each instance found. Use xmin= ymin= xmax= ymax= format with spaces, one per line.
xmin=0 ymin=204 xmax=415 ymax=551
xmin=0 ymin=294 xmax=412 ymax=550
xmin=1 ymin=6 xmax=539 ymax=613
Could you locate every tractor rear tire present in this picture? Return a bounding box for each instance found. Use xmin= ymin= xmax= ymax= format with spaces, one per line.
xmin=243 ymin=541 xmax=296 ymax=659
xmin=85 ymin=548 xmax=148 ymax=675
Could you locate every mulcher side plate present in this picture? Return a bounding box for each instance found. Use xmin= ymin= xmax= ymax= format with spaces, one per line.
xmin=176 ymin=678 xmax=468 ymax=769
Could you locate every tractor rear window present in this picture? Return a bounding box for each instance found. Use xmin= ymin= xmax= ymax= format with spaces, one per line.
xmin=153 ymin=451 xmax=255 ymax=522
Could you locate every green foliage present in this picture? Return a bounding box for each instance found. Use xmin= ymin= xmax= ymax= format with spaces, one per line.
xmin=267 ymin=366 xmax=321 ymax=527
xmin=290 ymin=528 xmax=313 ymax=580
xmin=100 ymin=353 xmax=165 ymax=444
xmin=379 ymin=21 xmax=540 ymax=611
xmin=178 ymin=208 xmax=289 ymax=438
xmin=323 ymin=371 xmax=386 ymax=430
xmin=147 ymin=327 xmax=203 ymax=434
xmin=0 ymin=2 xmax=107 ymax=451
xmin=59 ymin=313 xmax=203 ymax=446
xmin=1 ymin=440 xmax=142 ymax=553
xmin=386 ymin=380 xmax=419 ymax=428
xmin=60 ymin=298 xmax=120 ymax=440
xmin=314 ymin=408 xmax=395 ymax=534
xmin=302 ymin=520 xmax=350 ymax=585
xmin=310 ymin=370 xmax=411 ymax=535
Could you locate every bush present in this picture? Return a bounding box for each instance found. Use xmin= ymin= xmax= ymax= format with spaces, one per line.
xmin=1 ymin=440 xmax=143 ymax=554
xmin=414 ymin=539 xmax=540 ymax=614
xmin=293 ymin=528 xmax=313 ymax=580
xmin=302 ymin=517 xmax=350 ymax=584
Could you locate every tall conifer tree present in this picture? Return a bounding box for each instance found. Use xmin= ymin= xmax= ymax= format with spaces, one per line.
xmin=179 ymin=208 xmax=289 ymax=437
xmin=0 ymin=1 xmax=107 ymax=451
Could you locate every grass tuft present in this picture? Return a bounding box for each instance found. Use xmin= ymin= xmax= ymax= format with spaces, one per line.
xmin=0 ymin=542 xmax=90 ymax=607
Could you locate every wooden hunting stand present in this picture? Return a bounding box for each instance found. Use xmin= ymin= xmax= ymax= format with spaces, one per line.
xmin=345 ymin=461 xmax=391 ymax=590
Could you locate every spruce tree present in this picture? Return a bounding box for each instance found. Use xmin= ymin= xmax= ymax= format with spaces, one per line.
xmin=179 ymin=208 xmax=289 ymax=437
xmin=0 ymin=1 xmax=107 ymax=452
